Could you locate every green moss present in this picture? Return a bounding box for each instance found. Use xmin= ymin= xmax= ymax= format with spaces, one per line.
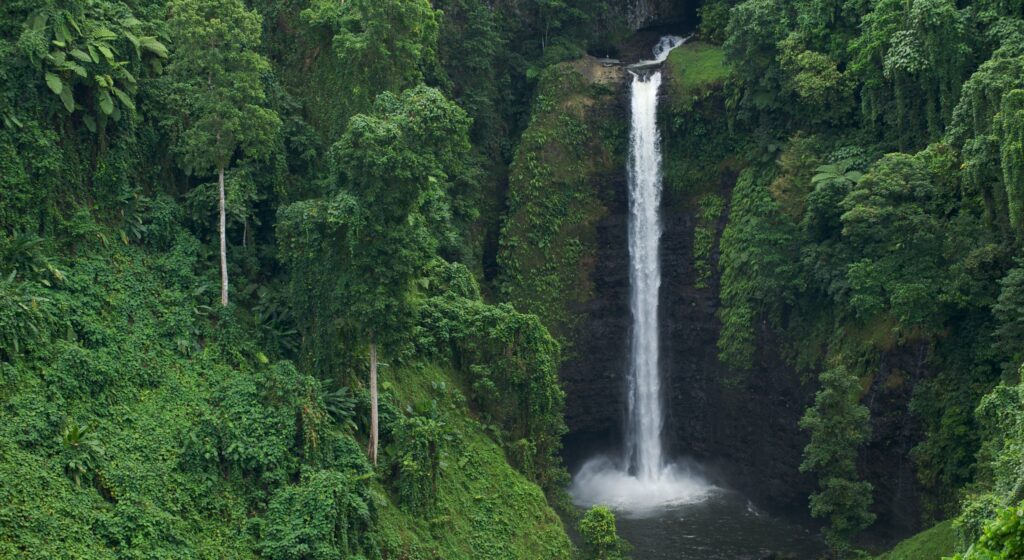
xmin=873 ymin=520 xmax=955 ymax=560
xmin=497 ymin=62 xmax=624 ymax=353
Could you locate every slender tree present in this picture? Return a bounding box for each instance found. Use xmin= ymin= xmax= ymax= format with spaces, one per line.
xmin=325 ymin=86 xmax=472 ymax=464
xmin=278 ymin=86 xmax=473 ymax=464
xmin=800 ymin=365 xmax=875 ymax=556
xmin=163 ymin=0 xmax=280 ymax=306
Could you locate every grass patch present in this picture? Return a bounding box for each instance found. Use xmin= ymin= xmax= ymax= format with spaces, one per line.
xmin=873 ymin=520 xmax=956 ymax=560
xmin=665 ymin=41 xmax=730 ymax=106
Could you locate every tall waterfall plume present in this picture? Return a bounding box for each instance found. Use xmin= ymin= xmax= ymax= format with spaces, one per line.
xmin=624 ymin=37 xmax=673 ymax=481
xmin=570 ymin=35 xmax=713 ymax=514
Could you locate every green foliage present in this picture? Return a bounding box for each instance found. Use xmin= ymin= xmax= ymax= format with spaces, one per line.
xmin=279 ymin=85 xmax=474 ymax=370
xmin=956 ymin=503 xmax=1024 ymax=559
xmin=18 ymin=0 xmax=167 ymax=124
xmin=693 ymin=193 xmax=725 ymax=289
xmin=697 ymin=0 xmax=736 ymax=44
xmin=60 ymin=419 xmax=105 ymax=488
xmin=850 ymin=0 xmax=973 ymax=147
xmin=416 ymin=289 xmax=569 ymax=500
xmin=800 ymin=365 xmax=876 ymax=554
xmin=777 ymin=33 xmax=853 ymax=123
xmin=838 ymin=147 xmax=956 ymax=333
xmin=259 ymin=469 xmax=373 ymax=560
xmin=671 ymin=0 xmax=1024 ymax=546
xmin=301 ymin=0 xmax=441 ymax=119
xmin=578 ymin=505 xmax=629 ymax=560
xmin=717 ymin=169 xmax=800 ymax=368
xmin=392 ymin=413 xmax=450 ymax=513
xmin=497 ymin=62 xmax=620 ymax=350
xmin=162 ymin=0 xmax=280 ymax=174
xmin=947 ymin=34 xmax=1024 ymax=236
xmin=873 ymin=520 xmax=955 ymax=560
xmin=724 ymin=0 xmax=791 ymax=111
xmin=993 ymin=267 xmax=1024 ymax=374
xmin=0 ymin=230 xmax=570 ymax=559
xmin=0 ymin=270 xmax=56 ymax=361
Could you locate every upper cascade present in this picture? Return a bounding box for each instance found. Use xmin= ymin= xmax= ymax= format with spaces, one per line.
xmin=627 ymin=35 xmax=689 ymax=72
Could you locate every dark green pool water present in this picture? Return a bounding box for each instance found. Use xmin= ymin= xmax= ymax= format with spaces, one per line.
xmin=606 ymin=489 xmax=828 ymax=559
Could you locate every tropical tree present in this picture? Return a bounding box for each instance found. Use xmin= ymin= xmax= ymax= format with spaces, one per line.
xmin=800 ymin=365 xmax=875 ymax=556
xmin=301 ymin=0 xmax=441 ymax=120
xmin=280 ymin=85 xmax=473 ymax=464
xmin=162 ymin=0 xmax=280 ymax=306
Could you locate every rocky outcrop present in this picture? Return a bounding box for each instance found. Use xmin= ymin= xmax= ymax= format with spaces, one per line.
xmin=624 ymin=0 xmax=693 ymax=30
xmin=861 ymin=344 xmax=928 ymax=538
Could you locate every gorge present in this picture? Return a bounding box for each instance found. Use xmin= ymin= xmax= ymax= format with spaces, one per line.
xmin=568 ymin=34 xmax=828 ymax=558
xmin=4 ymin=0 xmax=1024 ymax=558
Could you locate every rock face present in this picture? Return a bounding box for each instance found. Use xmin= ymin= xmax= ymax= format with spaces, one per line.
xmin=659 ymin=180 xmax=818 ymax=511
xmin=625 ymin=0 xmax=692 ymax=30
xmin=560 ymin=91 xmax=632 ymax=470
xmin=861 ymin=344 xmax=927 ymax=538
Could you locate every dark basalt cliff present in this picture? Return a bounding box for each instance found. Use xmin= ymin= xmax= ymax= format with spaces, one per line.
xmin=622 ymin=0 xmax=695 ymax=30
xmin=659 ymin=174 xmax=820 ymax=512
xmin=560 ymin=86 xmax=632 ymax=466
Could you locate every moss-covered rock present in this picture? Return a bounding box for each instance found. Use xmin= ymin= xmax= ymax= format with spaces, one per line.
xmin=497 ymin=59 xmax=627 ymax=353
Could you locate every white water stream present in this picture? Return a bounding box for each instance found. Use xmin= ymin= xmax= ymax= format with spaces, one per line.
xmin=570 ymin=35 xmax=714 ymax=514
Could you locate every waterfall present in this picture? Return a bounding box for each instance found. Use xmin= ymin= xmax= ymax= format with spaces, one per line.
xmin=624 ymin=36 xmax=677 ymax=481
xmin=570 ymin=35 xmax=713 ymax=514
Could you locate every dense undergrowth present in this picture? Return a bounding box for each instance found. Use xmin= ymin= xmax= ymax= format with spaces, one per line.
xmin=0 ymin=0 xmax=639 ymax=557
xmin=0 ymin=228 xmax=573 ymax=558
xmin=664 ymin=0 xmax=1024 ymax=554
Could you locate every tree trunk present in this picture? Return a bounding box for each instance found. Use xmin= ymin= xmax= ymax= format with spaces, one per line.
xmin=368 ymin=341 xmax=379 ymax=465
xmin=218 ymin=165 xmax=228 ymax=307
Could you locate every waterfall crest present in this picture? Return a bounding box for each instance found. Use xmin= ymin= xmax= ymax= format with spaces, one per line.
xmin=570 ymin=35 xmax=713 ymax=514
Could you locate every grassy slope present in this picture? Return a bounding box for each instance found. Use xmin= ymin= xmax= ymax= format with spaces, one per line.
xmin=664 ymin=40 xmax=730 ymax=113
xmin=0 ymin=238 xmax=570 ymax=559
xmin=375 ymin=364 xmax=571 ymax=559
xmin=873 ymin=520 xmax=956 ymax=560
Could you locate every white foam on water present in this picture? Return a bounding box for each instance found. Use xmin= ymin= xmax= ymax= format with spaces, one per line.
xmin=569 ymin=456 xmax=715 ymax=517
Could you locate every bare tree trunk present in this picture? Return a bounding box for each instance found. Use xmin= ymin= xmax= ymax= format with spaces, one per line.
xmin=368 ymin=341 xmax=379 ymax=465
xmin=219 ymin=165 xmax=228 ymax=306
